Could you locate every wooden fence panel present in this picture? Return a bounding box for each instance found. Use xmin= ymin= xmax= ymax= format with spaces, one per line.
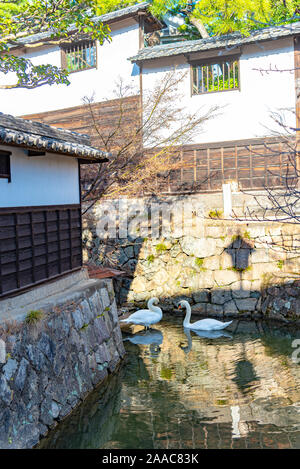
xmin=0 ymin=205 xmax=82 ymax=298
xmin=162 ymin=138 xmax=295 ymax=194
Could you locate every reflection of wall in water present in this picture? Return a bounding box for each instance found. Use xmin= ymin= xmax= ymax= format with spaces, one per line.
xmin=128 ymin=323 xmax=300 ymax=430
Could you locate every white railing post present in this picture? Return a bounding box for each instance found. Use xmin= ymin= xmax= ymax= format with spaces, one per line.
xmin=222 ymin=183 xmax=232 ymax=217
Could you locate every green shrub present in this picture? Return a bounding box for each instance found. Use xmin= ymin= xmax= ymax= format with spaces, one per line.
xmin=277 ymin=260 xmax=284 ymax=269
xmin=155 ymin=243 xmax=167 ymax=253
xmin=147 ymin=254 xmax=155 ymax=263
xmin=195 ymin=258 xmax=207 ymax=271
xmin=208 ymin=209 xmax=223 ymax=219
xmin=195 ymin=257 xmax=204 ymax=267
xmin=25 ymin=310 xmax=44 ymax=325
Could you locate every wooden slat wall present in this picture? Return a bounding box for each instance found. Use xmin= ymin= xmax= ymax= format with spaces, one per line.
xmin=0 ymin=205 xmax=82 ymax=298
xmin=22 ymin=96 xmax=141 ymax=150
xmin=162 ymin=138 xmax=291 ymax=194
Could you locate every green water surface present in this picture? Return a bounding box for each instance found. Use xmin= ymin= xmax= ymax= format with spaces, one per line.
xmin=38 ymin=316 xmax=300 ymax=449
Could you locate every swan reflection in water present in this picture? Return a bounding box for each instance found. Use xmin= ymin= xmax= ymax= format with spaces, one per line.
xmin=123 ymin=328 xmax=163 ymax=355
xmin=180 ymin=327 xmax=233 ymax=354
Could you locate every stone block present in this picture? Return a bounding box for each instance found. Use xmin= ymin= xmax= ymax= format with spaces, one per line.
xmin=211 ymin=289 xmax=232 ymax=305
xmin=80 ymin=298 xmax=95 ymax=323
xmin=231 ymin=281 xmax=251 ymax=299
xmin=203 ymin=256 xmax=220 ymax=270
xmin=197 ymin=270 xmax=214 ymax=289
xmin=205 ymin=226 xmax=226 ymax=238
xmin=191 ymin=303 xmax=207 ymax=314
xmin=0 ymin=340 xmax=5 ymax=364
xmin=192 ymin=290 xmax=210 ymax=303
xmin=72 ymin=308 xmax=85 ymax=330
xmin=251 ymin=262 xmax=278 ymax=280
xmin=251 ymin=249 xmax=269 ymax=264
xmin=0 ymin=375 xmax=12 ymax=405
xmin=248 ymin=226 xmax=265 ymax=238
xmin=224 ymin=300 xmax=239 ymax=315
xmin=220 ymin=250 xmax=235 ymax=269
xmin=124 ymin=246 xmax=134 ymax=259
xmin=251 ymin=280 xmax=261 ymax=292
xmin=14 ymin=358 xmax=29 ymax=392
xmin=206 ymin=303 xmax=224 ymax=316
xmin=131 ymin=276 xmax=147 ymax=294
xmin=268 ymin=249 xmax=286 ymax=262
xmin=3 ymin=358 xmax=17 ymax=380
xmin=108 ymin=299 xmax=119 ymax=326
xmin=99 ymin=288 xmax=110 ymax=309
xmin=180 ymin=236 xmax=216 ymax=258
xmin=235 ymin=298 xmax=258 ymax=312
xmin=214 ymin=269 xmax=240 ymax=286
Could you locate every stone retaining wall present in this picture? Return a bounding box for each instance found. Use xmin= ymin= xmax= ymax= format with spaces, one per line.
xmin=83 ymin=211 xmax=300 ymax=321
xmin=0 ymin=279 xmax=125 ymax=449
xmin=261 ymin=278 xmax=300 ymax=322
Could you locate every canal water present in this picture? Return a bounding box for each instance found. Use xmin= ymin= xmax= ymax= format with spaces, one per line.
xmin=38 ymin=316 xmax=300 ymax=449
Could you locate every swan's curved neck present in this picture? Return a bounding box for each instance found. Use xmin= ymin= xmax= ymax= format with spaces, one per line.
xmin=148 ymin=299 xmax=162 ymax=316
xmin=183 ymin=302 xmax=192 ymax=327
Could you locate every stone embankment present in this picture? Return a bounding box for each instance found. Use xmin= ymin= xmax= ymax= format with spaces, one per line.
xmin=0 ymin=278 xmax=124 ymax=449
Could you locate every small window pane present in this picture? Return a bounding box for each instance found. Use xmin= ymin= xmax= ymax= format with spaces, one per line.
xmin=63 ymin=41 xmax=97 ymax=72
xmin=0 ymin=152 xmax=11 ymax=181
xmin=192 ymin=58 xmax=239 ymax=95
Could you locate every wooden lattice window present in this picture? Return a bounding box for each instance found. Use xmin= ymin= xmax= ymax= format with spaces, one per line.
xmin=192 ymin=56 xmax=240 ymax=95
xmin=0 ymin=150 xmax=11 ymax=182
xmin=61 ymin=41 xmax=97 ymax=73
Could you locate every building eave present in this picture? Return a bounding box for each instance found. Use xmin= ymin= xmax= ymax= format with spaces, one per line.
xmin=129 ymin=21 xmax=300 ymax=63
xmin=7 ymin=2 xmax=163 ymax=50
xmin=0 ymin=113 xmax=109 ymax=162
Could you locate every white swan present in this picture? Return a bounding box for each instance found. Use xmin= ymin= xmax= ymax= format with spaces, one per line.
xmin=120 ymin=297 xmax=162 ymax=329
xmin=178 ymin=300 xmax=233 ymax=331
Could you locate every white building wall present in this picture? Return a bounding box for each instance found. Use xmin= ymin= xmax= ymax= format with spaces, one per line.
xmin=0 ymin=18 xmax=140 ymax=116
xmin=142 ymin=38 xmax=296 ymax=144
xmin=0 ymin=145 xmax=80 ymax=207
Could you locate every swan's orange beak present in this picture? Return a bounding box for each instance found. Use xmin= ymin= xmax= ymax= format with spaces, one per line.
xmin=178 ymin=305 xmax=182 ymax=309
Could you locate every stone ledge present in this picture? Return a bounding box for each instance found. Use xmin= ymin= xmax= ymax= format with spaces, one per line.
xmin=0 ymin=278 xmax=125 ymax=449
xmin=0 ymin=274 xmax=111 ymax=325
xmin=0 ymin=268 xmax=89 ymax=319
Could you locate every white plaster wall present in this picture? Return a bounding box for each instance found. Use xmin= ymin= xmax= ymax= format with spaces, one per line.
xmin=142 ymin=38 xmax=297 ymax=144
xmin=0 ymin=18 xmax=140 ymax=116
xmin=0 ymin=145 xmax=80 ymax=207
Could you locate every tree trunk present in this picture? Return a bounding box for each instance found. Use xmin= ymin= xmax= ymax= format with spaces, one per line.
xmin=188 ymin=16 xmax=209 ymax=38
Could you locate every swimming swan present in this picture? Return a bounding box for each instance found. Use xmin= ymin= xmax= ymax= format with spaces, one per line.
xmin=120 ymin=297 xmax=162 ymax=329
xmin=178 ymin=300 xmax=232 ymax=331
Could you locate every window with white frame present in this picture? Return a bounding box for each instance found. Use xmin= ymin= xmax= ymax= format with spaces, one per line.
xmin=191 ymin=57 xmax=240 ymax=95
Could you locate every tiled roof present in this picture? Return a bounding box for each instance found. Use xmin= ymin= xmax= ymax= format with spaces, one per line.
xmin=11 ymin=2 xmax=160 ymax=47
xmin=0 ymin=113 xmax=109 ymax=161
xmin=91 ymin=2 xmax=150 ymax=24
xmin=130 ymin=21 xmax=300 ymax=63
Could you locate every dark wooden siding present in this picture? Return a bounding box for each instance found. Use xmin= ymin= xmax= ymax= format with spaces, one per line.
xmin=0 ymin=205 xmax=82 ymax=298
xmin=159 ymin=138 xmax=291 ymax=194
xmin=21 ymin=96 xmax=141 ymax=150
